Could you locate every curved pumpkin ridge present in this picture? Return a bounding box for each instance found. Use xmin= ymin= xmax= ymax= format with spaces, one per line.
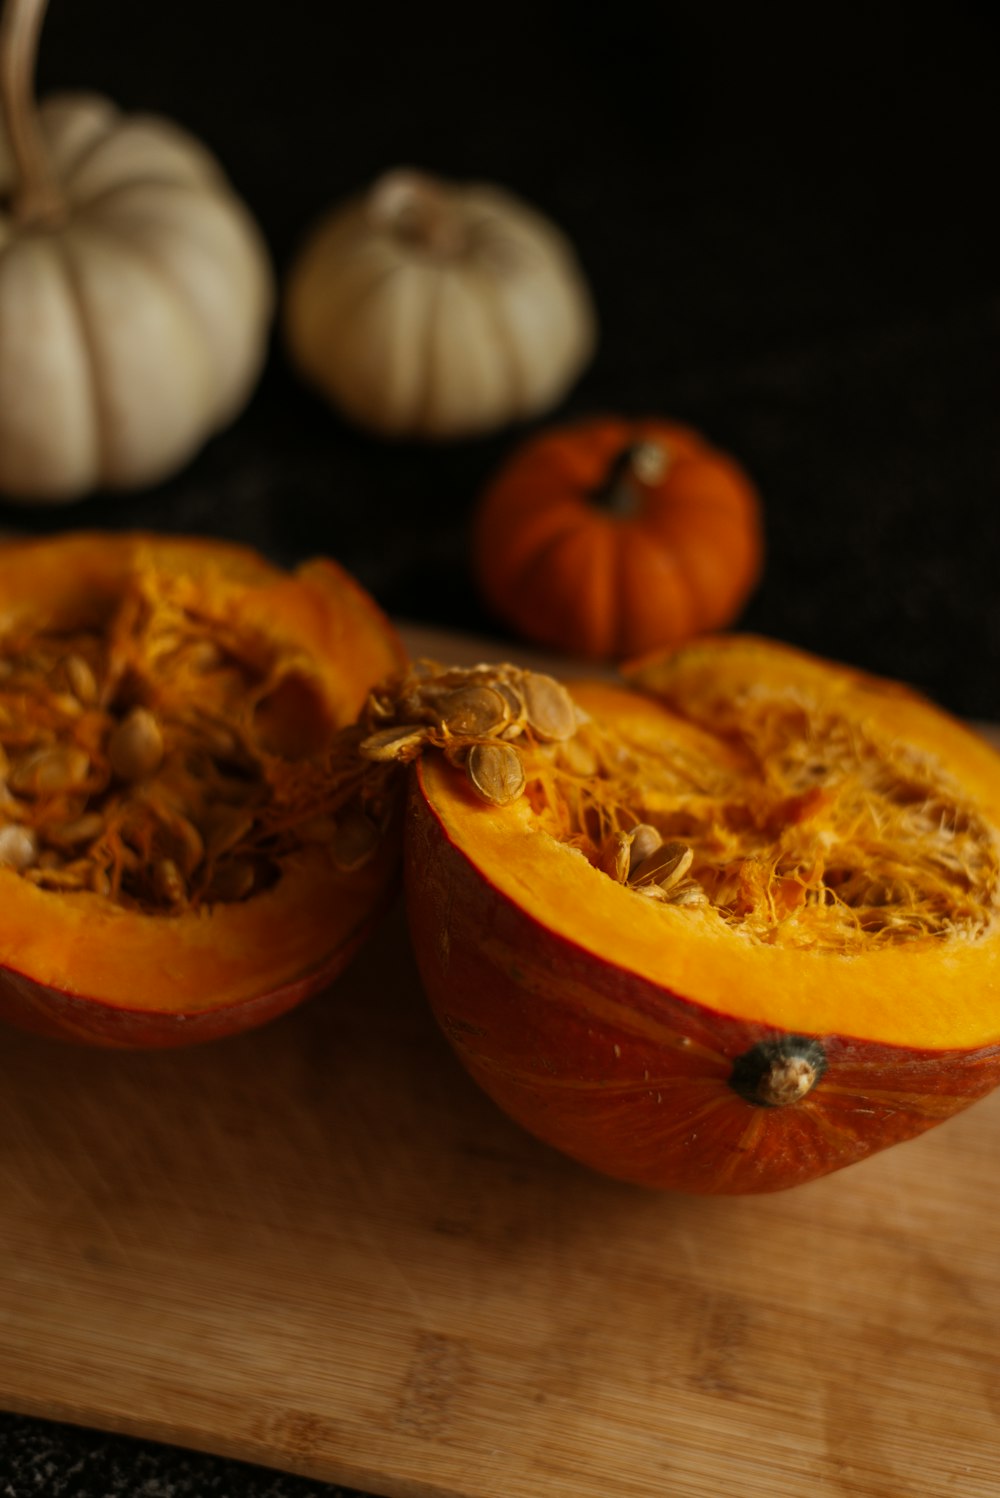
xmin=30 ymin=94 xmax=120 ymax=184
xmin=635 ymin=453 xmax=762 ymax=628
xmin=86 ymin=218 xmax=223 ymax=412
xmin=512 ymin=518 xmax=619 ymax=658
xmin=421 ymin=272 xmax=512 ymax=437
xmin=65 ymin=115 xmax=223 ymax=201
xmin=612 ymin=524 xmax=699 ymax=658
xmin=466 ymin=253 xmax=532 ymax=417
xmin=0 ymin=234 xmax=98 ymax=497
xmin=91 ymin=184 xmax=273 ymax=421
xmin=55 ymin=224 xmax=216 ymax=488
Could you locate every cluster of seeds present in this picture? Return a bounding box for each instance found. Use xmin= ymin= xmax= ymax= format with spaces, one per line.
xmin=521 ymin=686 xmax=1000 ymax=952
xmin=596 ymin=823 xmax=707 ymax=907
xmin=4 ymin=583 xmax=991 ymax=958
xmin=0 ymin=603 xmax=591 ymax=914
xmin=0 ymin=569 xmax=401 ymax=914
xmin=357 ymin=660 xmax=583 ymax=805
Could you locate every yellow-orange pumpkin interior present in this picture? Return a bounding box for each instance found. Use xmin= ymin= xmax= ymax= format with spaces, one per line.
xmin=0 ymin=533 xmax=402 ymax=1012
xmin=418 ymin=641 xmax=1000 ymax=1052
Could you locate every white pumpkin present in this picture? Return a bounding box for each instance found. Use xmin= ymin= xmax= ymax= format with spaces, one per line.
xmin=284 ymin=168 xmax=597 ymax=441
xmin=0 ymin=0 xmax=274 ymax=503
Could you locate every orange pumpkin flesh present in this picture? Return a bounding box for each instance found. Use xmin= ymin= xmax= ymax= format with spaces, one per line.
xmin=0 ymin=532 xmax=405 ymax=1047
xmin=405 ymin=637 xmax=1000 ymax=1193
xmin=473 ymin=416 xmax=763 ymax=660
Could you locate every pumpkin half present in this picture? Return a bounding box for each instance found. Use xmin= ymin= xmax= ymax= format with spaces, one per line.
xmin=0 ymin=532 xmax=404 ymax=1046
xmin=405 ymin=636 xmax=1000 ymax=1193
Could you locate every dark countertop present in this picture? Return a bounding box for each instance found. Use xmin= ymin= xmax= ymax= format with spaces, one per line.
xmin=1 ymin=2 xmax=998 ymax=1494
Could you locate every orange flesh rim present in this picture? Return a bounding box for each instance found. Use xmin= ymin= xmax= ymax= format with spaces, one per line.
xmin=0 ymin=532 xmax=404 ymax=1011
xmin=419 ymin=648 xmax=1000 ymax=1053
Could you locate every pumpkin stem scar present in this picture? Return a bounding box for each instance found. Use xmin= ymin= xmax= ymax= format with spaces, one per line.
xmin=595 ymin=440 xmax=671 ymax=519
xmin=0 ymin=0 xmax=67 ymax=226
xmin=729 ymin=1037 xmax=828 ymax=1107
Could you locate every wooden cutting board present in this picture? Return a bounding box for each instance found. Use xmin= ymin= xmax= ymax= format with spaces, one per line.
xmin=2 ymin=625 xmax=999 ymax=1498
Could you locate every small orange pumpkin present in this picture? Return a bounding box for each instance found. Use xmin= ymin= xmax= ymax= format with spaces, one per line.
xmin=473 ymin=415 xmax=763 ymax=661
xmin=0 ymin=532 xmax=405 ymax=1047
xmin=405 ymin=635 xmax=1000 ymax=1194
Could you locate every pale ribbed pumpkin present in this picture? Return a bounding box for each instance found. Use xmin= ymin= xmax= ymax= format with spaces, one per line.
xmin=284 ymin=168 xmax=596 ymax=440
xmin=0 ymin=0 xmax=273 ymax=503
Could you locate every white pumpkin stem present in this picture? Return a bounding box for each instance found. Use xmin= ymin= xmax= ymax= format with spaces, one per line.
xmin=368 ymin=170 xmax=466 ymax=258
xmin=0 ymin=0 xmax=64 ymax=224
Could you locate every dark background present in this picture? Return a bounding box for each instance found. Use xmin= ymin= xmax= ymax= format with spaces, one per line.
xmin=1 ymin=2 xmax=998 ymax=1493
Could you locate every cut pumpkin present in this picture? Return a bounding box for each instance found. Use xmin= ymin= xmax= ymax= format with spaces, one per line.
xmin=405 ymin=636 xmax=1000 ymax=1193
xmin=0 ymin=531 xmax=405 ymax=1046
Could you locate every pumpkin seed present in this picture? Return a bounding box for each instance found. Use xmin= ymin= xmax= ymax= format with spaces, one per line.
xmin=186 ymin=641 xmax=223 ymax=673
xmin=64 ymin=655 xmax=98 ymax=705
xmin=495 ymin=679 xmax=527 ymax=734
xmin=466 ymin=742 xmax=526 ymax=805
xmin=51 ymin=692 xmax=83 ymax=718
xmin=438 ymin=684 xmax=509 ymax=737
xmin=627 ymin=823 xmax=663 ymax=875
xmin=599 ymin=830 xmax=631 ymax=883
xmin=109 ymin=708 xmax=163 ymax=780
xmin=631 ymin=841 xmax=694 ymax=890
xmin=669 ymin=882 xmax=707 ymax=907
xmin=50 ymin=812 xmax=105 ymax=846
xmin=164 ymin=811 xmax=206 ymax=875
xmin=9 ymin=746 xmax=91 ymax=795
xmin=359 ymin=724 xmax=430 ymax=762
xmin=154 ymin=858 xmax=186 ymax=906
xmin=26 ymin=864 xmax=89 ymax=890
xmin=0 ymin=824 xmax=38 ymax=870
xmin=521 ymin=673 xmax=578 ymax=741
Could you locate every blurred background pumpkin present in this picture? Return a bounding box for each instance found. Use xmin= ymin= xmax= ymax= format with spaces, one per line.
xmin=0 ymin=0 xmax=273 ymax=502
xmin=0 ymin=0 xmax=996 ymax=713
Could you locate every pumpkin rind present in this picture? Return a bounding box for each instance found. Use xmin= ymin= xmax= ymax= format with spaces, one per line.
xmin=0 ymin=532 xmax=405 ymax=1047
xmin=404 ymin=643 xmax=1000 ymax=1194
xmin=473 ymin=416 xmax=763 ymax=660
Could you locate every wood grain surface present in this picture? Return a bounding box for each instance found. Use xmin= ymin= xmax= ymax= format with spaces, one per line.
xmin=1 ymin=627 xmax=999 ymax=1498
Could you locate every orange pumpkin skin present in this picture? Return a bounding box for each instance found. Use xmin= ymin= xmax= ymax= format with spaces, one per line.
xmin=0 ymin=532 xmax=405 ymax=1048
xmin=405 ymin=642 xmax=1000 ymax=1194
xmin=0 ymin=935 xmax=378 ymax=1049
xmin=473 ymin=416 xmax=763 ymax=661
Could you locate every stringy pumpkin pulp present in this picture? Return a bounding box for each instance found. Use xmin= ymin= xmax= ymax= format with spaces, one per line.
xmin=0 ymin=558 xmax=394 ymax=914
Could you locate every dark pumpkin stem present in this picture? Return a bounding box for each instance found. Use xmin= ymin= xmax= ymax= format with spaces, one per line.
xmin=0 ymin=0 xmax=64 ymax=225
xmin=594 ymin=440 xmax=670 ymax=519
xmin=729 ymin=1036 xmax=828 ymax=1108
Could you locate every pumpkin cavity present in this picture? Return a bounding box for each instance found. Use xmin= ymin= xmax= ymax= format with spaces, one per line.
xmin=0 ymin=559 xmax=394 ymax=914
xmin=517 ymin=686 xmax=1000 ymax=955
